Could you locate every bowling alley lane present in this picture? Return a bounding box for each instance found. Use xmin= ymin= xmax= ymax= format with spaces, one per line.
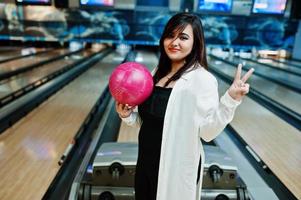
xmin=208 ymin=56 xmax=301 ymax=115
xmin=215 ymin=75 xmax=301 ymax=200
xmin=215 ymin=54 xmax=301 ymax=92
xmin=0 ymin=46 xmax=21 ymax=51
xmin=118 ymin=50 xmax=158 ymax=142
xmin=285 ymin=59 xmax=301 ymax=67
xmin=0 ymin=48 xmax=23 ymax=61
xmin=0 ymin=51 xmax=125 ymax=200
xmin=0 ymin=50 xmax=95 ymax=101
xmin=269 ymin=58 xmax=301 ymax=68
xmin=0 ymin=47 xmax=48 ymax=63
xmin=248 ymin=57 xmax=301 ymax=75
xmin=0 ymin=48 xmax=71 ymax=76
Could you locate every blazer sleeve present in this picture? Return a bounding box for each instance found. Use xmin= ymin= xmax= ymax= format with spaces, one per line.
xmin=197 ymin=74 xmax=241 ymax=142
xmin=120 ymin=107 xmax=142 ymax=128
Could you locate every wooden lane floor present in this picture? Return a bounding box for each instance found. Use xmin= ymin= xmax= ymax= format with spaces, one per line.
xmin=0 ymin=50 xmax=95 ymax=101
xmin=216 ymin=76 xmax=301 ymax=199
xmin=118 ymin=50 xmax=158 ymax=142
xmin=208 ymin=56 xmax=301 ymax=115
xmin=0 ymin=51 xmax=125 ymax=200
xmin=0 ymin=47 xmax=48 ymax=62
xmin=0 ymin=48 xmax=70 ymax=75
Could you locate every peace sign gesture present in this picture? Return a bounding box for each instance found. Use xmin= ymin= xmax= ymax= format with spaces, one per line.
xmin=228 ymin=64 xmax=254 ymax=101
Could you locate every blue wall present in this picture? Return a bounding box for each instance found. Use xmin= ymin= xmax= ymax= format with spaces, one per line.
xmin=0 ymin=4 xmax=298 ymax=50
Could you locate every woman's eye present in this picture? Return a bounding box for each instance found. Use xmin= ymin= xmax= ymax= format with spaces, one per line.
xmin=180 ymin=36 xmax=188 ymax=40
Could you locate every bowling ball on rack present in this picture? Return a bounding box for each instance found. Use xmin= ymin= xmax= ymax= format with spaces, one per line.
xmin=109 ymin=62 xmax=153 ymax=106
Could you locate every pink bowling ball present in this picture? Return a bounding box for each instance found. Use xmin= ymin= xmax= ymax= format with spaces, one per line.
xmin=109 ymin=62 xmax=154 ymax=106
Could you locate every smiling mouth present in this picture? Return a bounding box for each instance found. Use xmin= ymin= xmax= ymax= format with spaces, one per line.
xmin=168 ymin=48 xmax=180 ymax=52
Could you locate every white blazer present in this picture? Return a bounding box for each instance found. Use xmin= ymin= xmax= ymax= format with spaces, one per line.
xmin=122 ymin=65 xmax=241 ymax=200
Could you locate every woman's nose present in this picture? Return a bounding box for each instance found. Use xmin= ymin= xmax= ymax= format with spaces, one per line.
xmin=170 ymin=38 xmax=180 ymax=47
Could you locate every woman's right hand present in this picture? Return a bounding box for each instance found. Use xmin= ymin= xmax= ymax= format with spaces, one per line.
xmin=115 ymin=102 xmax=136 ymax=118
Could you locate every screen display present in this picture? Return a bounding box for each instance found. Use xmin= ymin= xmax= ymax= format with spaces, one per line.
xmin=80 ymin=0 xmax=114 ymax=6
xmin=252 ymin=0 xmax=287 ymax=14
xmin=16 ymin=0 xmax=51 ymax=5
xmin=198 ymin=0 xmax=233 ymax=12
xmin=136 ymin=0 xmax=168 ymax=7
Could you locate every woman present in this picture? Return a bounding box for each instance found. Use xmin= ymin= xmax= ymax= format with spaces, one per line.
xmin=116 ymin=13 xmax=253 ymax=200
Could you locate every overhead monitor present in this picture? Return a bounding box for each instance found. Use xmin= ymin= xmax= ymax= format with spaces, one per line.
xmin=79 ymin=0 xmax=114 ymax=7
xmin=15 ymin=0 xmax=52 ymax=5
xmin=252 ymin=0 xmax=287 ymax=15
xmin=197 ymin=0 xmax=233 ymax=13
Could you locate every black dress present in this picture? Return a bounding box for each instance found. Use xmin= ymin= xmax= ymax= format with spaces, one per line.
xmin=135 ymin=86 xmax=172 ymax=200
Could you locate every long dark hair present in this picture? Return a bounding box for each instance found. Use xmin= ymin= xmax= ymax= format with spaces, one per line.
xmin=154 ymin=12 xmax=208 ymax=87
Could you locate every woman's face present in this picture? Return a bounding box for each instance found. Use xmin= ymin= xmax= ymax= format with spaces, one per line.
xmin=163 ymin=24 xmax=194 ymax=63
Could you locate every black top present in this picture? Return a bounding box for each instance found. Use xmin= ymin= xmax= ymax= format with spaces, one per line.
xmin=137 ymin=86 xmax=172 ymax=166
xmin=135 ymin=86 xmax=202 ymax=195
xmin=135 ymin=87 xmax=173 ymax=200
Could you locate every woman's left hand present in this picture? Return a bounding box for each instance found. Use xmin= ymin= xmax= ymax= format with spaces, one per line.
xmin=228 ymin=63 xmax=254 ymax=101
